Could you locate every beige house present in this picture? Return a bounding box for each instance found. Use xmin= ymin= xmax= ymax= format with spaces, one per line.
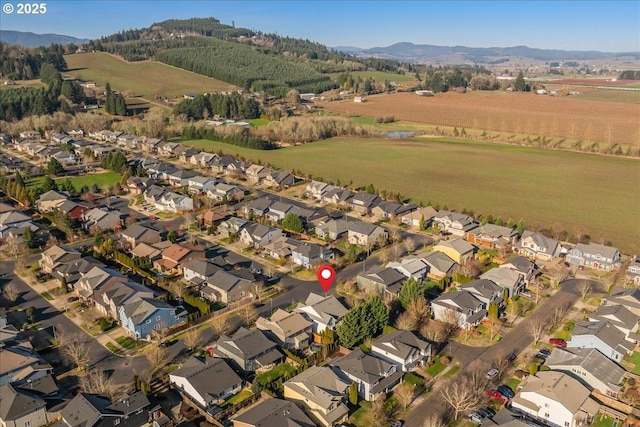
xmin=432 ymin=238 xmax=475 ymax=264
xmin=35 ymin=190 xmax=69 ymax=212
xmin=283 ymin=366 xmax=350 ymax=427
xmin=39 ymin=245 xmax=81 ymax=274
xmin=256 ymin=309 xmax=313 ymax=350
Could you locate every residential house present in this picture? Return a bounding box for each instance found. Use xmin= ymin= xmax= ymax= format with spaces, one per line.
xmin=567 ymin=320 xmax=634 ymax=363
xmin=565 ymin=243 xmax=621 ymax=271
xmin=178 ymin=148 xmax=200 ymax=164
xmin=346 ymin=222 xmax=387 ymax=247
xmin=386 ymin=258 xmax=429 ymax=281
xmin=295 ymin=293 xmax=348 ymax=334
xmin=283 ymin=366 xmax=350 ymax=427
xmin=245 ymin=165 xmax=270 ymax=184
xmin=466 ymin=223 xmax=518 ymax=249
xmin=587 ymin=304 xmax=639 ymax=344
xmin=183 ymin=259 xmax=222 ymax=285
xmin=187 ymin=176 xmax=217 ymax=194
xmin=201 ymin=270 xmax=252 ymax=304
xmin=356 ymin=266 xmax=406 ymax=296
xmin=401 ymin=206 xmax=438 ymax=228
xmin=480 ymin=267 xmax=526 ymax=297
xmin=242 ymin=197 xmax=274 ymax=218
xmin=50 ymin=391 xmax=152 ymax=427
xmin=430 ymin=290 xmax=486 ymax=329
xmin=225 ymin=159 xmax=251 ymax=177
xmin=156 ymin=191 xmax=194 ymax=213
xmin=167 ymin=169 xmax=198 ymax=187
xmin=264 ymin=170 xmax=295 ymax=188
xmin=511 ymin=371 xmax=600 ymax=427
xmin=74 ymin=267 xmax=127 ymax=300
xmin=626 ymin=260 xmax=640 ymax=286
xmin=56 ymin=200 xmax=90 ymax=222
xmin=140 ymin=137 xmax=163 ymax=153
xmin=371 ymin=330 xmax=431 ymax=373
xmin=0 ymin=383 xmax=48 ymax=427
xmin=432 ymin=210 xmax=478 ymax=236
xmin=170 ymin=356 xmax=242 ymax=411
xmin=0 ymin=343 xmax=51 ymax=386
xmin=459 ymin=279 xmax=504 ymax=307
xmin=420 ymin=251 xmax=458 ymax=280
xmin=305 ymin=181 xmax=334 ymax=200
xmin=189 ymin=151 xmax=216 ymax=168
xmin=94 ymin=280 xmax=155 ymax=320
xmin=321 ymin=188 xmax=352 ymax=207
xmin=231 ymin=398 xmax=316 ymax=427
xmin=119 ymin=297 xmax=186 ymax=340
xmin=545 ymin=347 xmax=625 ymax=398
xmin=153 ymin=243 xmax=201 ymax=275
xmin=432 ymin=238 xmax=475 ymax=264
xmin=143 ymin=185 xmax=167 ymax=205
xmin=130 ymin=242 xmax=164 ymax=261
xmin=291 ymin=243 xmax=334 ymax=269
xmin=514 ymin=231 xmax=561 ymax=261
xmin=371 ymin=202 xmax=417 ymax=220
xmin=121 ymin=222 xmax=164 ymax=248
xmin=0 ymin=210 xmax=35 ymax=239
xmin=314 ymin=219 xmax=349 ymax=241
xmin=219 ymin=217 xmax=249 ymax=238
xmin=348 ymin=192 xmax=380 ymax=215
xmin=39 ymin=245 xmax=81 ymax=274
xmin=239 ymin=223 xmax=283 ymax=249
xmin=264 ymin=201 xmax=296 ymax=223
xmin=81 ymin=207 xmax=122 ymax=232
xmin=209 ymin=155 xmax=236 ymax=174
xmin=35 ymin=190 xmax=69 ymax=212
xmin=213 ymin=327 xmax=283 ymax=373
xmin=52 ymin=256 xmax=105 ymax=286
xmin=256 ymin=309 xmax=313 ymax=350
xmin=117 ymin=134 xmax=138 ymax=148
xmin=262 ymin=237 xmax=301 ymax=260
xmin=330 ymin=348 xmax=403 ymax=401
xmin=296 ymin=207 xmax=329 ymax=228
xmin=146 ymin=162 xmax=176 ymax=180
xmin=205 ymin=182 xmax=244 ymax=202
xmin=196 ymin=210 xmax=229 ymax=228
xmin=499 ymin=256 xmax=540 ymax=285
xmin=601 ymin=287 xmax=640 ymax=316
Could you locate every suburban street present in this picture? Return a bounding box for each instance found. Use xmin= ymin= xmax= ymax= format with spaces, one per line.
xmin=402 ymin=278 xmax=603 ymax=426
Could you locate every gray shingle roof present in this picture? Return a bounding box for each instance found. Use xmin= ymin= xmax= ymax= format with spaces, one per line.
xmin=171 ymin=357 xmax=242 ymax=403
xmin=331 ymin=348 xmax=399 ymax=385
xmin=546 ymin=347 xmax=625 ymax=391
xmin=372 ymin=330 xmax=430 ymax=360
xmin=215 ymin=327 xmax=279 ymax=361
xmin=232 ymin=398 xmax=316 ymax=427
xmin=0 ymin=383 xmax=45 ymax=421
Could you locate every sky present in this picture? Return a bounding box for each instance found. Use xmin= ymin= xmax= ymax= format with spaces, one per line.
xmin=1 ymin=1 xmax=639 ymax=52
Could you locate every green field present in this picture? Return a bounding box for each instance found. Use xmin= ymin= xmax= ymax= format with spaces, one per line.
xmin=0 ymin=79 xmax=47 ymax=90
xmin=181 ymin=136 xmax=640 ymax=254
xmin=64 ymin=52 xmax=235 ymax=99
xmin=328 ymin=70 xmax=416 ymax=83
xmin=573 ymin=89 xmax=640 ymax=104
xmin=26 ymin=171 xmax=121 ymax=190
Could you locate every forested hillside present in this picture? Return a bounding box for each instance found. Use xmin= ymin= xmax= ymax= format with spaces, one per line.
xmin=0 ymin=43 xmax=67 ymax=80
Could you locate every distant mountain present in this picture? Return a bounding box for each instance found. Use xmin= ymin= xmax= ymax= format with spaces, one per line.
xmin=335 ymin=42 xmax=637 ymax=63
xmin=331 ymin=46 xmax=365 ymax=53
xmin=0 ymin=30 xmax=89 ymax=47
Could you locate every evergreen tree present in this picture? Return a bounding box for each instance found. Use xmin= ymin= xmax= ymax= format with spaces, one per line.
xmin=46 ymin=158 xmax=64 ymax=176
xmin=398 ymin=277 xmax=426 ymax=309
xmin=517 ymin=218 xmax=526 ymax=235
xmin=419 ymin=215 xmax=426 ymax=231
xmin=349 ymin=382 xmax=358 ymax=405
xmin=282 ymin=212 xmax=304 ymax=233
xmin=514 ymin=71 xmax=526 ymax=92
xmin=22 ymin=226 xmax=37 ymax=249
xmin=41 ymin=176 xmax=58 ymax=192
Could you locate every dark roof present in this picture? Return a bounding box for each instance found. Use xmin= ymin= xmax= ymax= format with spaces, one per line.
xmin=207 ymin=270 xmax=251 ymax=292
xmin=215 ymin=327 xmax=279 ymax=361
xmin=0 ymin=383 xmax=46 ymax=421
xmin=232 ymin=398 xmax=316 ymax=427
xmin=171 ymin=357 xmax=242 ymax=402
xmin=331 ymin=348 xmax=400 ymax=385
xmin=58 ymin=391 xmax=150 ymax=427
xmin=15 ymin=373 xmax=59 ymax=397
xmin=184 ymin=259 xmax=221 ymax=278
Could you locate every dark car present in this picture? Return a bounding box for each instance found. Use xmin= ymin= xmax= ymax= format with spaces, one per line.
xmin=539 ymin=348 xmax=552 ymax=356
xmin=505 ymin=352 xmax=517 ymax=362
xmin=550 ymin=338 xmax=567 ymax=347
xmin=535 ymin=352 xmax=549 ymax=360
xmin=478 ymin=408 xmax=494 ymax=419
xmin=498 ymin=385 xmax=515 ymax=399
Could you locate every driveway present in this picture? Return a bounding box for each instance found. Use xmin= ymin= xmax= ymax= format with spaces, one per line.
xmin=402 ymin=278 xmax=601 ymax=426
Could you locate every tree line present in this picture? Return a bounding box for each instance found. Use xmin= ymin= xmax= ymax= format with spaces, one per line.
xmin=0 ymin=43 xmax=67 ymax=81
xmin=173 ymin=92 xmax=260 ymax=121
xmin=181 ymin=125 xmax=277 ymax=150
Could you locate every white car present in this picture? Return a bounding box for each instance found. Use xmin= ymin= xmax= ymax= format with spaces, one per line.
xmin=486 ymin=368 xmax=499 ymax=380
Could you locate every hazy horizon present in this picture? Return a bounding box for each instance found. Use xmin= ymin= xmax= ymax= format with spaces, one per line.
xmin=2 ymin=1 xmax=639 ymax=53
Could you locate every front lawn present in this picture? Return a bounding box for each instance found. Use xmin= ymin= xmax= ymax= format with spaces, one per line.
xmin=591 ymin=414 xmax=617 ymax=427
xmin=444 ymin=364 xmax=461 ymax=378
xmin=425 ymin=358 xmax=447 ymax=377
xmin=115 ymin=336 xmax=149 ymax=350
xmin=629 ymin=351 xmax=640 ymax=375
xmin=403 ymin=372 xmax=425 ymax=388
xmin=40 ymin=292 xmax=53 ymax=301
xmin=254 ymin=363 xmax=296 ymax=387
xmin=505 ymin=378 xmax=521 ymax=392
xmin=349 ymin=401 xmax=372 ymax=427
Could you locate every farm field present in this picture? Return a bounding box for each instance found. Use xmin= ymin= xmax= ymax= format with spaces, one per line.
xmin=328 ymin=70 xmax=416 ymax=83
xmin=320 ymin=91 xmax=640 ymax=147
xmin=182 ymin=136 xmax=640 ymax=254
xmin=64 ymin=52 xmax=236 ymax=99
xmin=26 ymin=171 xmax=121 ymax=190
xmin=570 ymin=88 xmax=640 ymax=104
xmin=0 ymin=79 xmax=46 ymax=90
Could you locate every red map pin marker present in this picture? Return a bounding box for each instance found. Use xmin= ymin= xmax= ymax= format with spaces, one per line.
xmin=317 ymin=265 xmax=336 ymax=293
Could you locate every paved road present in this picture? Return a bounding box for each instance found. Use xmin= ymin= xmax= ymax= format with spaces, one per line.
xmin=402 ymin=278 xmax=602 ymax=426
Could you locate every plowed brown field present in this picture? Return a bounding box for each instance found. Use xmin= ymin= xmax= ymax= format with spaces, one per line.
xmin=322 ymin=91 xmax=640 ymax=146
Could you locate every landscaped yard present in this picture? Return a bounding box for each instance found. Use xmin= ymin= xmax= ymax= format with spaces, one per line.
xmin=115 ymin=336 xmax=149 ymax=351
xmin=443 ymin=364 xmax=461 ymax=378
xmin=221 ymin=390 xmax=253 ymax=408
xmin=629 ymin=351 xmax=640 ymax=375
xmin=425 ymin=358 xmax=447 ymax=377
xmin=349 ymin=401 xmax=372 ymax=427
xmin=180 ymin=136 xmax=639 ymax=253
xmin=505 ymin=378 xmax=521 ymax=392
xmin=591 ymin=414 xmax=617 ymax=427
xmin=254 ymin=363 xmax=296 ymax=387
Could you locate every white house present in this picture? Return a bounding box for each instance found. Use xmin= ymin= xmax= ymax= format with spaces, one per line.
xmin=295 ymin=293 xmax=348 ymax=333
xmin=370 ymin=330 xmax=431 ymax=372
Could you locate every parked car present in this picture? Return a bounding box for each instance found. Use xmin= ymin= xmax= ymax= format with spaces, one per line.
xmin=505 ymin=352 xmax=517 ymax=362
xmin=478 ymin=408 xmax=495 ymax=419
xmin=550 ymin=338 xmax=567 ymax=347
xmin=469 ymin=413 xmax=484 ymax=423
xmin=486 ymin=368 xmax=499 ymax=380
xmin=389 ymin=421 xmax=403 ymax=427
xmin=487 ymin=389 xmax=508 ymax=404
xmin=520 ymin=290 xmax=532 ymax=298
xmin=498 ymin=385 xmax=515 ymax=399
xmin=539 ymin=348 xmax=551 ymax=357
xmin=535 ymin=352 xmax=549 ymax=360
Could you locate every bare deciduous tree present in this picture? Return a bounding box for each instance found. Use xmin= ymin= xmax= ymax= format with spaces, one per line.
xmin=80 ymin=370 xmax=114 ymax=397
xmin=441 ymin=308 xmax=461 ymax=337
xmin=460 ymin=258 xmax=482 ymax=278
xmin=145 ymin=344 xmax=169 ymax=371
xmin=252 ymin=282 xmax=266 ymax=300
xmin=407 ymin=297 xmax=430 ymax=326
xmin=420 ymin=321 xmax=445 ymax=344
xmin=211 ymin=316 xmax=230 ymax=337
xmin=528 ymin=318 xmax=548 ymax=345
xmin=578 ymin=281 xmax=592 ymax=301
xmin=3 ymin=282 xmax=19 ymax=304
xmin=360 ymin=396 xmax=390 ymax=427
xmin=549 ymin=265 xmax=570 ymax=288
xmin=395 ymin=311 xmax=417 ymax=331
xmin=404 ymin=238 xmax=416 ymax=254
xmin=395 ymin=383 xmax=415 ymax=410
xmin=238 ymin=304 xmax=258 ymax=326
xmin=62 ymin=336 xmax=91 ymax=371
xmin=422 ymin=415 xmax=447 ymax=427
xmin=183 ymin=328 xmax=202 ymax=351
xmin=551 ymin=302 xmax=571 ymax=330
xmin=440 ymin=378 xmax=482 ymax=420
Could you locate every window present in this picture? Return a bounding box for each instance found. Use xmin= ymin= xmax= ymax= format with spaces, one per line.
xmin=544 ymin=413 xmax=549 ymax=418
xmin=25 ymin=422 xmax=32 ymax=427
xmin=156 ymin=315 xmax=161 ymax=321
xmin=544 ymin=403 xmax=549 ymax=408
xmin=145 ymin=319 xmax=151 ymax=324
xmin=565 ymin=423 xmax=570 ymax=427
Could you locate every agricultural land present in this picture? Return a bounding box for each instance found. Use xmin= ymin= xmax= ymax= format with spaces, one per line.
xmin=181 ymin=136 xmax=640 ymax=254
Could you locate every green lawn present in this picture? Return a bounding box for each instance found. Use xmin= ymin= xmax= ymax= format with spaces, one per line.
xmin=350 ymin=401 xmax=372 ymax=427
xmin=248 ymin=118 xmax=270 ymax=127
xmin=64 ymin=52 xmax=235 ymax=99
xmin=591 ymin=414 xmax=617 ymax=427
xmin=254 ymin=363 xmax=296 ymax=387
xmin=40 ymin=292 xmax=53 ymax=301
xmin=629 ymin=351 xmax=640 ymax=375
xmin=221 ymin=390 xmax=253 ymax=408
xmin=115 ymin=336 xmax=148 ymax=350
xmin=505 ymin=378 xmax=521 ymax=392
xmin=180 ymin=136 xmax=640 ymax=254
xmin=105 ymin=342 xmax=123 ymax=355
xmin=403 ymin=372 xmax=425 ymax=388
xmin=425 ymin=358 xmax=447 ymax=377
xmin=328 ymin=70 xmax=416 ymax=83
xmin=26 ymin=171 xmax=121 ymax=191
xmin=444 ymin=364 xmax=461 ymax=378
